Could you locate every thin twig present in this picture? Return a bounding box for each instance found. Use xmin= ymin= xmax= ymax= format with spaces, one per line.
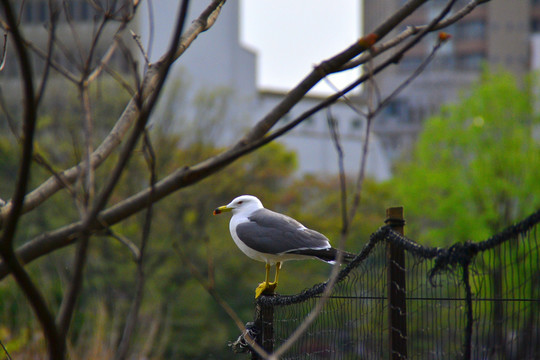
xmin=101 ymin=50 xmax=137 ymax=97
xmin=0 ymin=33 xmax=7 ymax=72
xmin=346 ymin=58 xmax=376 ymax=228
xmin=80 ymin=83 xmax=95 ymax=210
xmin=103 ymin=228 xmax=141 ymax=261
xmin=0 ymin=88 xmax=19 ymax=138
xmin=24 ymin=39 xmax=79 ymax=82
xmin=54 ymin=77 xmax=98 ymax=338
xmin=325 ymin=108 xmax=348 ymax=233
xmin=115 ymin=35 xmax=142 ymax=99
xmin=115 ymin=130 xmax=157 ymax=360
xmin=86 ymin=39 xmax=120 ymax=83
xmin=173 ymin=243 xmax=269 ymax=358
xmin=130 ymin=29 xmax=149 ymax=66
xmin=56 ymin=234 xmax=90 ymax=338
xmin=80 ymin=10 xmax=119 ymax=81
xmin=35 ymin=0 xmax=59 ymax=107
xmin=370 ymin=35 xmax=449 ymax=121
xmin=62 ymin=0 xmax=85 ymax=68
xmin=144 ymin=0 xmax=155 ymax=70
xmin=32 ymin=153 xmax=78 ymax=198
xmin=321 ymin=75 xmax=366 ymax=118
xmin=0 ymin=339 xmax=12 ymax=360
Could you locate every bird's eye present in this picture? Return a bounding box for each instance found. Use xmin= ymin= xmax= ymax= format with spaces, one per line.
xmin=238 ymin=201 xmax=244 ymax=204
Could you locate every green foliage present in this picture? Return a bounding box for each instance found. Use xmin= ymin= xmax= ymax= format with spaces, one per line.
xmin=392 ymin=70 xmax=540 ymax=245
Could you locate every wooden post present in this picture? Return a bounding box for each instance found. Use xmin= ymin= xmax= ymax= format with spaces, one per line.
xmin=252 ymin=298 xmax=274 ymax=359
xmin=386 ymin=207 xmax=408 ymax=360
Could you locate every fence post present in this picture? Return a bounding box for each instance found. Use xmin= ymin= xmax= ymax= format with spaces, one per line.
xmin=386 ymin=207 xmax=408 ymax=360
xmin=252 ymin=298 xmax=274 ymax=359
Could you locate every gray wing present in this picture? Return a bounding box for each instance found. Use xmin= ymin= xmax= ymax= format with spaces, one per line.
xmin=235 ymin=208 xmax=331 ymax=255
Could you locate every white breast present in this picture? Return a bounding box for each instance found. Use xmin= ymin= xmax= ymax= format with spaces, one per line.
xmin=229 ymin=215 xmax=267 ymax=262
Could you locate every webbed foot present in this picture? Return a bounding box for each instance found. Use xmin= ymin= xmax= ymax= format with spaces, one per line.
xmin=255 ymin=281 xmax=277 ymax=298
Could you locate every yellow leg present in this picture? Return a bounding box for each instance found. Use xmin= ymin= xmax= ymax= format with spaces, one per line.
xmin=255 ymin=263 xmax=279 ymax=298
xmin=271 ymin=262 xmax=281 ymax=285
xmin=266 ymin=263 xmax=271 ymax=283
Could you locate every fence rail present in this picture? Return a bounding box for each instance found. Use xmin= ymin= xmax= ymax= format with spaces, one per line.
xmin=232 ymin=207 xmax=540 ymax=360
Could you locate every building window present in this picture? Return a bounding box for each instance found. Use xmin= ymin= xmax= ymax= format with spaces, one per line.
xmin=304 ymin=115 xmax=315 ymax=126
xmin=81 ymin=1 xmax=91 ymax=21
xmin=17 ymin=1 xmax=98 ymax=24
xmin=281 ymin=113 xmax=292 ymax=123
xmin=458 ymin=53 xmax=485 ymax=70
xmin=37 ymin=1 xmax=48 ymax=22
xmin=399 ymin=56 xmax=423 ymax=71
xmin=23 ymin=3 xmax=33 ymax=23
xmin=433 ymin=54 xmax=455 ymax=70
xmin=455 ymin=20 xmax=486 ymax=39
xmin=350 ymin=118 xmax=363 ymax=131
xmin=384 ymin=99 xmax=406 ymax=118
xmin=531 ymin=19 xmax=540 ymax=32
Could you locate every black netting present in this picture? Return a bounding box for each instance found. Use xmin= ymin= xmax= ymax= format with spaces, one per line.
xmin=237 ymin=209 xmax=540 ymax=359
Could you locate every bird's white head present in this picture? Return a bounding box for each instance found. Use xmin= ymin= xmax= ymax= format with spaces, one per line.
xmin=213 ymin=195 xmax=264 ymax=216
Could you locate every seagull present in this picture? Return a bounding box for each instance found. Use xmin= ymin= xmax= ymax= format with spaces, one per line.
xmin=213 ymin=195 xmax=356 ymax=298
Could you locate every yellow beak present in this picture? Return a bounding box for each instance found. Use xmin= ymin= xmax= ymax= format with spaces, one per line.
xmin=213 ymin=205 xmax=232 ymax=215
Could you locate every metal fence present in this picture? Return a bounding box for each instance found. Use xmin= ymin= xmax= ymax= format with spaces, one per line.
xmin=237 ymin=207 xmax=540 ymax=359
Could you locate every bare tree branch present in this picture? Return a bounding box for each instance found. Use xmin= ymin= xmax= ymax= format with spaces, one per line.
xmin=0 ymin=0 xmax=227 ymax=227
xmin=0 ymin=1 xmax=63 ymax=359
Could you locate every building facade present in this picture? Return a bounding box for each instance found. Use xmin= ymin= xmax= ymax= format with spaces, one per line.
xmin=364 ymin=0 xmax=534 ymax=157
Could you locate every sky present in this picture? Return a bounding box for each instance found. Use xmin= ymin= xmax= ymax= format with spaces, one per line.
xmin=142 ymin=0 xmax=361 ymax=95
xmin=240 ymin=0 xmax=361 ymax=94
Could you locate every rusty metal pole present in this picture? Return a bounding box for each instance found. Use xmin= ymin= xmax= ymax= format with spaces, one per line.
xmin=386 ymin=207 xmax=408 ymax=360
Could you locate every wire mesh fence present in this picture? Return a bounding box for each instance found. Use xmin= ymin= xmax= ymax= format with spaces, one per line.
xmin=235 ymin=208 xmax=540 ymax=359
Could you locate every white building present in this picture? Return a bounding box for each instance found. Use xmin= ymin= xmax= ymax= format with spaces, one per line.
xmin=144 ymin=1 xmax=391 ymax=181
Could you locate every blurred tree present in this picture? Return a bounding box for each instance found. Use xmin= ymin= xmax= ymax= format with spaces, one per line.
xmin=392 ymin=70 xmax=540 ymax=246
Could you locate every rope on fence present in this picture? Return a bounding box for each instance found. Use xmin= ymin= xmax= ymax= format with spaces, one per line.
xmin=242 ymin=207 xmax=540 ymax=359
xmin=258 ymin=208 xmax=540 ymax=308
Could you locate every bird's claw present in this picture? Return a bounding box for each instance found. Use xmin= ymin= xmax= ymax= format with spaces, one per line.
xmin=255 ymin=281 xmax=277 ymax=298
